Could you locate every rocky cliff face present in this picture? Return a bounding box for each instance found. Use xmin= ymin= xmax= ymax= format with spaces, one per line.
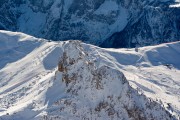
xmin=101 ymin=0 xmax=180 ymax=47
xmin=0 ymin=0 xmax=179 ymax=47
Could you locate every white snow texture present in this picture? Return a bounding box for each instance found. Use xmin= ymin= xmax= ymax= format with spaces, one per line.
xmin=0 ymin=30 xmax=179 ymax=120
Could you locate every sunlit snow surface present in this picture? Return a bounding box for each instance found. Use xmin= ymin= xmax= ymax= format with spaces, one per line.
xmin=102 ymin=43 xmax=180 ymax=116
xmin=0 ymin=30 xmax=179 ymax=119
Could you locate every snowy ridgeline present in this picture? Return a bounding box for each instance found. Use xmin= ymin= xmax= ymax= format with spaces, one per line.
xmin=0 ymin=30 xmax=179 ymax=120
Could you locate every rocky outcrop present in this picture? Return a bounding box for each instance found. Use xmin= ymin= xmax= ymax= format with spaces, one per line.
xmin=41 ymin=41 xmax=175 ymax=120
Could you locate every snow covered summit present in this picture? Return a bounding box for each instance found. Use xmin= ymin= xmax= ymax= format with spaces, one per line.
xmin=0 ymin=31 xmax=179 ymax=119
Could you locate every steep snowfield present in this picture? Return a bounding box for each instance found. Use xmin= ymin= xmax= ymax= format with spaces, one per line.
xmin=0 ymin=31 xmax=179 ymax=119
xmin=0 ymin=30 xmax=63 ymax=119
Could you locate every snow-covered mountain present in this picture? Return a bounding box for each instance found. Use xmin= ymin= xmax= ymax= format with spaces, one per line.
xmin=0 ymin=30 xmax=179 ymax=120
xmin=0 ymin=0 xmax=180 ymax=47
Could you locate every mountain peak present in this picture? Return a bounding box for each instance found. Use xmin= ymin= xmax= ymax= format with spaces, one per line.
xmin=0 ymin=31 xmax=179 ymax=119
xmin=43 ymin=40 xmax=174 ymax=120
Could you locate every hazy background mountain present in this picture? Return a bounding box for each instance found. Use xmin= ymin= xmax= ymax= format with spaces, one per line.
xmin=0 ymin=0 xmax=180 ymax=47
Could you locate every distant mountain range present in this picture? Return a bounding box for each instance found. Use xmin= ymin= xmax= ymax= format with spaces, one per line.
xmin=0 ymin=0 xmax=180 ymax=47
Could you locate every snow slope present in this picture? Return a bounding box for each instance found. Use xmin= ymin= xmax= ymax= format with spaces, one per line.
xmin=0 ymin=31 xmax=179 ymax=119
xmin=91 ymin=42 xmax=180 ymax=117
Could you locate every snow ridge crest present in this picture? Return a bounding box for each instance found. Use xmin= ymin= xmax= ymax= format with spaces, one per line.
xmin=41 ymin=41 xmax=175 ymax=120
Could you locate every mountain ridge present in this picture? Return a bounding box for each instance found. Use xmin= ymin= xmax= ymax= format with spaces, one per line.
xmin=0 ymin=0 xmax=179 ymax=47
xmin=0 ymin=30 xmax=179 ymax=119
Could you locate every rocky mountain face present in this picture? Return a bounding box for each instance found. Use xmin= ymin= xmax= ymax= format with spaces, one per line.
xmin=0 ymin=31 xmax=179 ymax=119
xmin=101 ymin=0 xmax=180 ymax=48
xmin=0 ymin=0 xmax=179 ymax=47
xmin=41 ymin=41 xmax=174 ymax=120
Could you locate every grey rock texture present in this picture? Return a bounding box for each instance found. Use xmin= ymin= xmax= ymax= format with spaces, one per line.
xmin=0 ymin=0 xmax=179 ymax=47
